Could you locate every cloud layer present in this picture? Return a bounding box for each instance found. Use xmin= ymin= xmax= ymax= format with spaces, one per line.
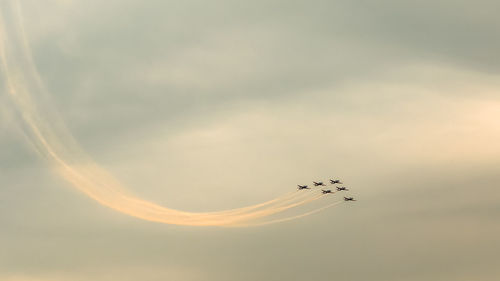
xmin=1 ymin=0 xmax=500 ymax=280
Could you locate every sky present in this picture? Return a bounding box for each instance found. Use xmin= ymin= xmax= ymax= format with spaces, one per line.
xmin=1 ymin=0 xmax=500 ymax=280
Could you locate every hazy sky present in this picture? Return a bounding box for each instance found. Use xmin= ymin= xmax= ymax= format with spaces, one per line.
xmin=1 ymin=0 xmax=500 ymax=280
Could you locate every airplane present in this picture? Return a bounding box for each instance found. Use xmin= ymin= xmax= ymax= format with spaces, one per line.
xmin=336 ymin=186 xmax=349 ymax=191
xmin=344 ymin=197 xmax=356 ymax=201
xmin=297 ymin=185 xmax=310 ymax=190
xmin=330 ymin=179 xmax=342 ymax=184
xmin=313 ymin=181 xmax=326 ymax=186
xmin=321 ymin=189 xmax=333 ymax=194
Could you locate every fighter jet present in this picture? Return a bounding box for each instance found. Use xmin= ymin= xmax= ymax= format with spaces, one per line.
xmin=330 ymin=179 xmax=342 ymax=184
xmin=344 ymin=197 xmax=356 ymax=201
xmin=297 ymin=185 xmax=310 ymax=190
xmin=321 ymin=189 xmax=333 ymax=194
xmin=336 ymin=186 xmax=349 ymax=191
xmin=313 ymin=181 xmax=326 ymax=186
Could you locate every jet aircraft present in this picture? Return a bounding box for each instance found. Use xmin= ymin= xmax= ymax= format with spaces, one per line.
xmin=336 ymin=186 xmax=349 ymax=191
xmin=321 ymin=189 xmax=333 ymax=194
xmin=330 ymin=179 xmax=342 ymax=184
xmin=344 ymin=197 xmax=356 ymax=201
xmin=313 ymin=181 xmax=326 ymax=186
xmin=297 ymin=185 xmax=310 ymax=190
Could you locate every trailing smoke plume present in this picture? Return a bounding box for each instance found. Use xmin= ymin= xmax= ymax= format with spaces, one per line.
xmin=0 ymin=0 xmax=340 ymax=227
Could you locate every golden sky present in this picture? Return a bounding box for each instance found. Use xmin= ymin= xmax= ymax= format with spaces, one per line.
xmin=1 ymin=0 xmax=500 ymax=280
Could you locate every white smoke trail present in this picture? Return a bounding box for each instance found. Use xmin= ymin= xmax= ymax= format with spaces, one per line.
xmin=0 ymin=0 xmax=338 ymax=226
xmin=240 ymin=200 xmax=344 ymax=227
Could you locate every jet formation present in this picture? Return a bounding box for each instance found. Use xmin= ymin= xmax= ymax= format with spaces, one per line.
xmin=297 ymin=178 xmax=356 ymax=202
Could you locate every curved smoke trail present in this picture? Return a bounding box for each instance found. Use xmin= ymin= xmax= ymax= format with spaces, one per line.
xmin=0 ymin=0 xmax=338 ymax=226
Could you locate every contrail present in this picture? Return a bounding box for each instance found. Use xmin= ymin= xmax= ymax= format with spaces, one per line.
xmin=0 ymin=0 xmax=338 ymax=226
xmin=240 ymin=200 xmax=344 ymax=227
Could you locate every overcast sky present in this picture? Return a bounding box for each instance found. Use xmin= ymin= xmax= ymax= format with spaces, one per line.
xmin=1 ymin=0 xmax=500 ymax=280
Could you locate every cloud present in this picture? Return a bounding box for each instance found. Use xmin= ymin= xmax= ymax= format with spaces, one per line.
xmin=1 ymin=0 xmax=500 ymax=280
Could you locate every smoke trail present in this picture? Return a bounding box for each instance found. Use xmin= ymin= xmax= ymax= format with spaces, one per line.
xmin=241 ymin=200 xmax=344 ymax=227
xmin=0 ymin=0 xmax=338 ymax=226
